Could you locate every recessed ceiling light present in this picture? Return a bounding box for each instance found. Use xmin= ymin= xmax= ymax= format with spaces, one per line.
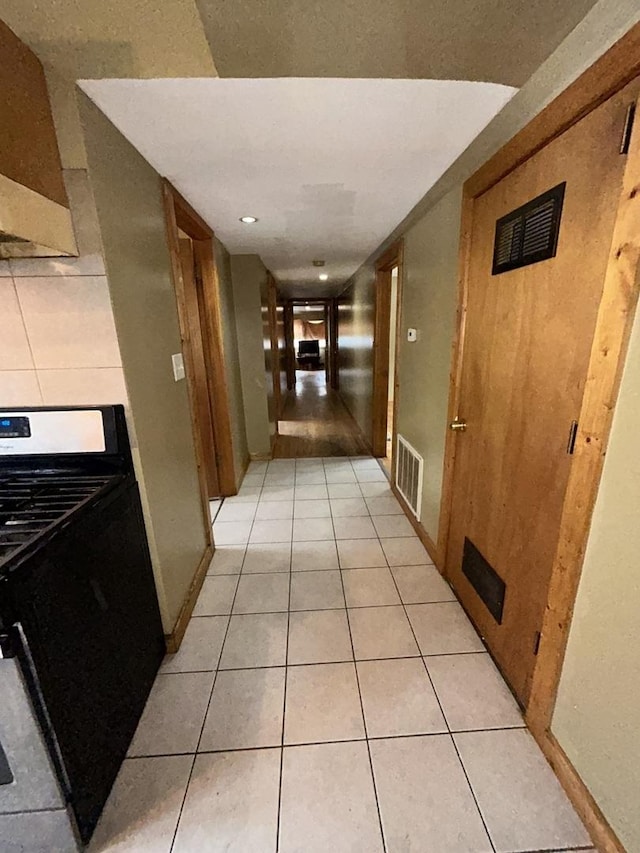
xmin=319 ymin=273 xmax=329 ymax=281
xmin=239 ymin=215 xmax=258 ymax=224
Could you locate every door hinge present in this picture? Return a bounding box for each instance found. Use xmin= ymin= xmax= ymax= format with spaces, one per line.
xmin=620 ymin=102 xmax=636 ymax=155
xmin=566 ymin=420 xmax=578 ymax=455
xmin=533 ymin=631 xmax=542 ymax=656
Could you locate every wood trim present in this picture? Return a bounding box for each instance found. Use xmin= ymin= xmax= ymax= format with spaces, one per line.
xmin=527 ymin=104 xmax=640 ymax=735
xmin=329 ymin=298 xmax=339 ymax=390
xmin=467 ymin=23 xmax=640 ymax=198
xmin=437 ymin=192 xmax=474 ymax=568
xmin=163 ymin=179 xmax=237 ymax=498
xmin=194 ymin=237 xmax=237 ymax=495
xmin=390 ymin=481 xmax=440 ymax=567
xmin=372 ymin=239 xmax=404 ymax=457
xmin=267 ymin=272 xmax=283 ymax=419
xmin=162 ymin=182 xmax=214 ymax=543
xmin=164 ymin=545 xmax=213 ymax=653
xmin=532 ymin=730 xmax=626 ymax=853
xmin=389 ymin=248 xmax=404 ymax=487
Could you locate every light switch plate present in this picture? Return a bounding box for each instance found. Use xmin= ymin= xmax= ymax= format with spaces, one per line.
xmin=407 ymin=328 xmax=418 ymax=342
xmin=172 ymin=352 xmax=185 ymax=381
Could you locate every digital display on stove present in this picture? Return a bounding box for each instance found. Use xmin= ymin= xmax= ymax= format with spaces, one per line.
xmin=0 ymin=417 xmax=30 ymax=438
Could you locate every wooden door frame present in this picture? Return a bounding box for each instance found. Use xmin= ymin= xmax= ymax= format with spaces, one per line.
xmin=267 ymin=272 xmax=284 ymax=421
xmin=371 ymin=240 xmax=404 ymax=476
xmin=329 ymin=298 xmax=339 ymax=390
xmin=438 ymin=24 xmax=640 ymax=849
xmin=288 ymin=298 xmax=334 ymax=385
xmin=163 ymin=181 xmax=237 ymax=507
xmin=284 ymin=300 xmax=296 ymax=390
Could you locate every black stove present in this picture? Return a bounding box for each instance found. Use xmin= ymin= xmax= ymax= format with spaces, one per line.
xmin=0 ymin=405 xmax=164 ymax=846
xmin=0 ymin=474 xmax=121 ymax=570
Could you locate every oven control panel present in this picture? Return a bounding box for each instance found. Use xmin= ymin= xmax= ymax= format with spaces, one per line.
xmin=0 ymin=417 xmax=31 ymax=439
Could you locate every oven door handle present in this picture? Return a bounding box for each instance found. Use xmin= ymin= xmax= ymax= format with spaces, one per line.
xmin=11 ymin=622 xmax=72 ymax=798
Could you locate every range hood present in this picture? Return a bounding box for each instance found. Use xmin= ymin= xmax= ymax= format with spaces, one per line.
xmin=0 ymin=171 xmax=77 ymax=260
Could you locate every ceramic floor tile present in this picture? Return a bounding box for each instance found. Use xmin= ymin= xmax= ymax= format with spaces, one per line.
xmin=454 ymin=729 xmax=591 ymax=852
xmin=192 ymin=575 xmax=238 ymax=616
xmin=263 ymin=471 xmax=295 ymax=486
xmin=370 ymin=735 xmax=491 ymax=852
xmin=243 ymin=542 xmax=291 ymax=573
xmin=260 ymin=486 xmax=295 ymax=502
xmin=199 ymin=667 xmax=285 ymax=751
xmin=207 ymin=545 xmax=246 ymax=575
xmin=288 ymin=609 xmax=353 ymax=664
xmin=89 ymin=755 xmax=193 ymax=853
xmin=219 ymin=613 xmax=288 ymax=669
xmin=226 ymin=488 xmax=261 ymax=503
xmin=128 ymin=672 xmax=214 ymax=756
xmin=391 ymin=564 xmax=454 ymax=603
xmin=232 ymin=573 xmax=290 ymax=614
xmin=426 ymin=653 xmax=524 ymax=732
xmin=246 ymin=461 xmax=268 ymax=475
xmin=327 ymin=483 xmax=362 ymax=498
xmin=279 ymin=741 xmax=384 ymax=853
xmin=161 ymin=616 xmax=228 ymax=673
xmin=249 ymin=518 xmax=293 ymax=544
xmin=329 ymin=497 xmax=369 ymax=517
xmin=406 ymin=602 xmax=485 ymax=655
xmin=242 ymin=473 xmax=267 ymax=487
xmin=342 ymin=567 xmax=401 ymax=607
xmin=293 ymin=498 xmax=331 ymax=518
xmin=351 ymin=458 xmax=381 ymax=470
xmin=284 ymin=662 xmax=365 ymax=744
xmin=359 ymin=482 xmax=394 ymax=498
xmin=337 ymin=538 xmax=386 ymax=568
xmin=357 ymin=658 xmax=447 ymax=737
xmin=324 ymin=467 xmax=358 ymax=484
xmin=348 ymin=606 xmax=420 ymax=660
xmin=381 ymin=536 xmax=431 ymax=565
xmin=291 ymin=540 xmax=339 ymax=571
xmin=213 ymin=520 xmax=252 ymax=545
xmin=292 ymin=516 xmax=335 ymax=541
xmin=254 ymin=501 xmax=294 ymax=520
xmin=366 ymin=497 xmax=405 ymax=517
xmin=173 ymin=749 xmax=280 ymax=853
xmin=215 ymin=502 xmax=257 ymax=523
xmin=372 ymin=514 xmax=417 ymax=538
xmin=355 ymin=468 xmax=387 ymax=483
xmin=294 ymin=484 xmax=329 ymax=500
xmin=333 ymin=515 xmax=377 ymax=539
xmin=295 ymin=470 xmax=327 ymax=485
xmin=208 ymin=499 xmax=222 ymax=522
xmin=289 ymin=570 xmax=345 ymax=610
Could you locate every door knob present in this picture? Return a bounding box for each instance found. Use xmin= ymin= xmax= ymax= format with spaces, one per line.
xmin=449 ymin=417 xmax=467 ymax=431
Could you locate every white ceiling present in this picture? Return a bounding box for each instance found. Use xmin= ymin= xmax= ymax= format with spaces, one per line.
xmin=79 ymin=78 xmax=515 ymax=296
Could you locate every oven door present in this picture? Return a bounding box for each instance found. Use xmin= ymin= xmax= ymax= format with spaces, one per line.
xmin=0 ymin=627 xmax=79 ymax=851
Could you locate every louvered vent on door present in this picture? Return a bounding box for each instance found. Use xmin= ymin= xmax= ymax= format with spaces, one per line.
xmin=492 ymin=182 xmax=566 ymax=275
xmin=395 ymin=435 xmax=423 ymax=520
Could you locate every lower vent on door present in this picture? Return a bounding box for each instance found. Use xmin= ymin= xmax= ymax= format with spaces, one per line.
xmin=462 ymin=538 xmax=506 ymax=624
xmin=395 ymin=435 xmax=423 ymax=520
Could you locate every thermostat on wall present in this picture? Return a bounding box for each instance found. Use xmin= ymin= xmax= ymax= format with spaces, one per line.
xmin=407 ymin=328 xmax=418 ymax=342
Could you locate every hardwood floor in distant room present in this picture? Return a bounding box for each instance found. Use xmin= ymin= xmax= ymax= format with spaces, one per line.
xmin=273 ymin=371 xmax=371 ymax=458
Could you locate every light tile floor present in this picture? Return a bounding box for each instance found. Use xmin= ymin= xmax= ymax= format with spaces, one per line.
xmin=91 ymin=456 xmax=595 ymax=853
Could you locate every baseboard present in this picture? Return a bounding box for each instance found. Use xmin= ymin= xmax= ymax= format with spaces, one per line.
xmin=531 ymin=729 xmax=625 ymax=853
xmin=389 ymin=481 xmax=441 ymax=569
xmin=164 ymin=544 xmax=213 ymax=654
xmin=250 ymin=451 xmax=273 ymax=461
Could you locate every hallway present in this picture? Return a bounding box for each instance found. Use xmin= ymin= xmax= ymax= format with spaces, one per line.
xmin=273 ymin=371 xmax=370 ymax=458
xmin=91 ymin=457 xmax=592 ymax=853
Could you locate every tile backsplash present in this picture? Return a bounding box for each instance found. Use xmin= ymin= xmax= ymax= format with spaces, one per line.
xmin=0 ymin=169 xmax=128 ymax=409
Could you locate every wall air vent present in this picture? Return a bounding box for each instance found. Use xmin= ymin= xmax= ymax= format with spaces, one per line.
xmin=395 ymin=435 xmax=423 ymax=520
xmin=492 ymin=182 xmax=566 ymax=275
xmin=462 ymin=538 xmax=506 ymax=624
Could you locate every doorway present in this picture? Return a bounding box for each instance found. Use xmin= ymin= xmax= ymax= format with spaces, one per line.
xmin=372 ymin=242 xmax=403 ymax=476
xmin=444 ymin=76 xmax=640 ymax=711
xmin=163 ymin=182 xmax=237 ymax=525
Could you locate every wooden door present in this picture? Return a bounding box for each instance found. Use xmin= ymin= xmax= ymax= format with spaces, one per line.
xmin=179 ymin=238 xmax=220 ymax=497
xmin=446 ymin=79 xmax=640 ymax=707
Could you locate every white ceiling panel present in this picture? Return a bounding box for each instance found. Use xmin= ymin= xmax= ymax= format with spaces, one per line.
xmin=79 ymin=78 xmax=515 ymax=295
